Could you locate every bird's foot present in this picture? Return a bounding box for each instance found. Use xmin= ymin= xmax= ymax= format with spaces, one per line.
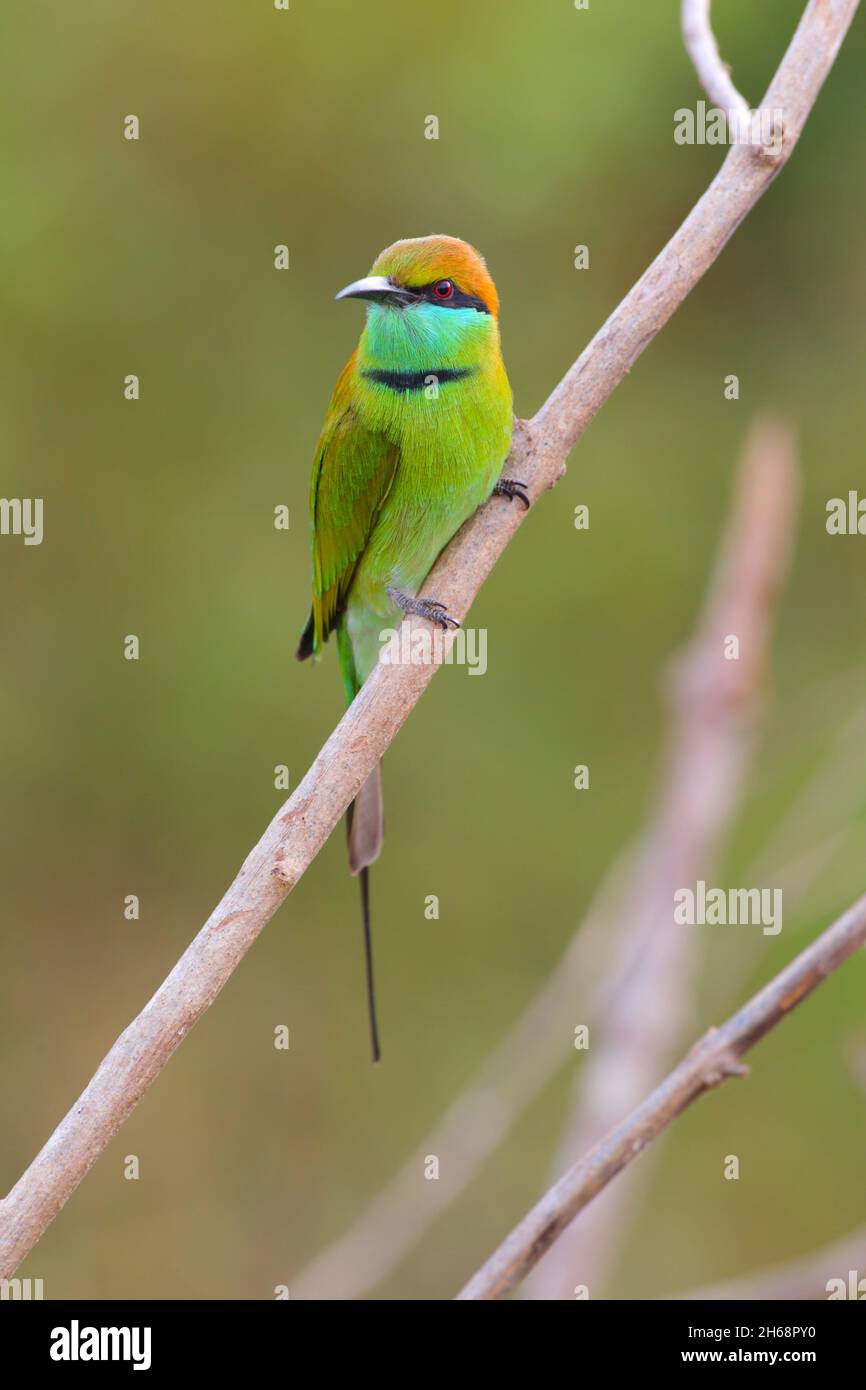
xmin=494 ymin=477 xmax=530 ymax=509
xmin=387 ymin=587 xmax=461 ymax=630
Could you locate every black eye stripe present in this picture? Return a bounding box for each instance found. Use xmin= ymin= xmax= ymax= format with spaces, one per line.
xmin=394 ymin=279 xmax=490 ymax=314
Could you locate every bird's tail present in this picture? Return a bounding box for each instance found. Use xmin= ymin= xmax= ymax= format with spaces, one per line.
xmin=296 ymin=609 xmax=315 ymax=661
xmin=348 ymin=763 xmax=384 ymax=874
xmin=338 ymin=622 xmax=384 ymax=1062
xmin=347 ymin=767 xmax=383 ymax=1062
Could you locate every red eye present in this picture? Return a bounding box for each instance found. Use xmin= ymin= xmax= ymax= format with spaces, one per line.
xmin=433 ymin=278 xmax=454 ymax=300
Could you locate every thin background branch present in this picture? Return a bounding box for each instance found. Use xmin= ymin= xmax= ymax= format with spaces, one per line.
xmin=457 ymin=892 xmax=866 ymax=1300
xmin=681 ymin=0 xmax=754 ymax=143
xmin=521 ymin=417 xmax=800 ymax=1299
xmin=293 ymin=680 xmax=866 ymax=1299
xmin=0 ymin=0 xmax=859 ymax=1281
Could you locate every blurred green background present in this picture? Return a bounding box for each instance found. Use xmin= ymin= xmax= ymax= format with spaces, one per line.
xmin=2 ymin=0 xmax=865 ymax=1300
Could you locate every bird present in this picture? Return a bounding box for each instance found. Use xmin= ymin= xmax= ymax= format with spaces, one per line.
xmin=296 ymin=235 xmax=528 ymax=1060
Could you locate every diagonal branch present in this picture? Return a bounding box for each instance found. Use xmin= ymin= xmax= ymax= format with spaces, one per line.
xmin=457 ymin=892 xmax=866 ymax=1300
xmin=0 ymin=0 xmax=858 ymax=1281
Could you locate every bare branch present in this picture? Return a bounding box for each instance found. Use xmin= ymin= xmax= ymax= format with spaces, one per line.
xmin=0 ymin=0 xmax=858 ymax=1280
xmin=522 ymin=418 xmax=800 ymax=1299
xmin=457 ymin=892 xmax=866 ymax=1300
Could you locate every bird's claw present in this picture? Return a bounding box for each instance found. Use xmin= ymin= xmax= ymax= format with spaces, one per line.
xmin=411 ymin=598 xmax=461 ymax=630
xmin=494 ymin=478 xmax=530 ymax=509
xmin=387 ymin=588 xmax=461 ymax=630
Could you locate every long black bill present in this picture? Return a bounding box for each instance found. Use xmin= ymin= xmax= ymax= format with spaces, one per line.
xmin=335 ymin=275 xmax=414 ymax=307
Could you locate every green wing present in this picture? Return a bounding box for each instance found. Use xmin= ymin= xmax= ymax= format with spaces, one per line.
xmin=299 ymin=350 xmax=400 ymax=658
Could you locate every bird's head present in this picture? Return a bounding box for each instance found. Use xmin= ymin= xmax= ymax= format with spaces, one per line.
xmin=335 ymin=235 xmax=500 ymax=320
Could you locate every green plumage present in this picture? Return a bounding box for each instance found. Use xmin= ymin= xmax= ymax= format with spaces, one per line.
xmin=297 ymin=235 xmax=514 ymax=1058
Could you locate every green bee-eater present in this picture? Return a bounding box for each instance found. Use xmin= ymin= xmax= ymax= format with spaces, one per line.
xmin=297 ymin=235 xmax=526 ymax=1059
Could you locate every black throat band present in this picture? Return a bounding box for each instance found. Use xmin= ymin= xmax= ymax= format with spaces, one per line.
xmin=361 ymin=366 xmax=476 ymax=393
